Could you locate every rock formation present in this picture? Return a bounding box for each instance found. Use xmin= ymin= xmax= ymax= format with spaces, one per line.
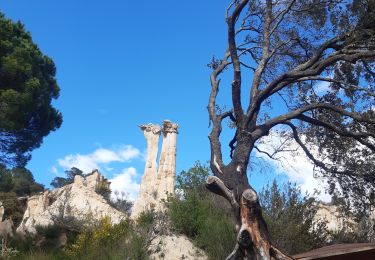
xmin=131 ymin=120 xmax=178 ymax=218
xmin=149 ymin=234 xmax=207 ymax=260
xmin=0 ymin=202 xmax=14 ymax=239
xmin=315 ymin=203 xmax=356 ymax=232
xmin=17 ymin=170 xmax=125 ymax=235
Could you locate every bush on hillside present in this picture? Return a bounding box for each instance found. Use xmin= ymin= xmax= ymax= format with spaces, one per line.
xmin=110 ymin=190 xmax=133 ymax=215
xmin=259 ymin=180 xmax=329 ymax=255
xmin=66 ymin=217 xmax=148 ymax=260
xmin=168 ymin=162 xmax=236 ymax=260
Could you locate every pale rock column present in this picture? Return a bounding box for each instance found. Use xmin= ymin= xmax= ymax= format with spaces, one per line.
xmin=0 ymin=202 xmax=4 ymax=221
xmin=156 ymin=120 xmax=178 ymax=202
xmin=86 ymin=170 xmax=102 ymax=190
xmin=73 ymin=174 xmax=85 ymax=187
xmin=132 ymin=124 xmax=161 ymax=218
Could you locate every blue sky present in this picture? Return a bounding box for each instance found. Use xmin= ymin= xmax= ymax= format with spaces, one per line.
xmin=1 ymin=1 xmax=330 ymax=201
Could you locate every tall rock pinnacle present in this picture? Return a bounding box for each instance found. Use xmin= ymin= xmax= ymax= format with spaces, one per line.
xmin=131 ymin=120 xmax=178 ymax=219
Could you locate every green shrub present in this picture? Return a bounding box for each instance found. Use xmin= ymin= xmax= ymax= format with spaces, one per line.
xmin=137 ymin=209 xmax=155 ymax=230
xmin=95 ymin=180 xmax=111 ymax=201
xmin=35 ymin=225 xmax=61 ymax=240
xmin=66 ymin=217 xmax=148 ymax=260
xmin=169 ymin=191 xmax=236 ymax=260
xmin=169 ymin=161 xmax=237 ymax=260
xmin=259 ymin=180 xmax=329 ymax=255
xmin=17 ymin=250 xmax=67 ymax=260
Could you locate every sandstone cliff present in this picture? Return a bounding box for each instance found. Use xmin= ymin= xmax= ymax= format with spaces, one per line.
xmin=17 ymin=170 xmax=126 ymax=235
xmin=131 ymin=120 xmax=178 ymax=219
xmin=315 ymin=203 xmax=356 ymax=232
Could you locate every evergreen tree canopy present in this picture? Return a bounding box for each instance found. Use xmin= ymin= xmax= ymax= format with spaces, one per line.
xmin=0 ymin=165 xmax=44 ymax=196
xmin=0 ymin=164 xmax=44 ymax=226
xmin=0 ymin=12 xmax=62 ymax=167
xmin=50 ymin=167 xmax=83 ymax=189
xmin=259 ymin=180 xmax=328 ymax=255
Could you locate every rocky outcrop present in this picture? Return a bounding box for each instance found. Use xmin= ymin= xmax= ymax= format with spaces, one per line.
xmin=314 ymin=203 xmax=359 ymax=236
xmin=149 ymin=235 xmax=207 ymax=260
xmin=131 ymin=120 xmax=178 ymax=218
xmin=0 ymin=202 xmax=14 ymax=239
xmin=315 ymin=204 xmax=350 ymax=232
xmin=17 ymin=170 xmax=126 ymax=235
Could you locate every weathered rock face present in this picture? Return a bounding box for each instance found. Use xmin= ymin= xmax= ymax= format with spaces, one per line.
xmin=149 ymin=235 xmax=207 ymax=260
xmin=131 ymin=120 xmax=178 ymax=218
xmin=17 ymin=170 xmax=126 ymax=235
xmin=315 ymin=203 xmax=357 ymax=234
xmin=0 ymin=202 xmax=14 ymax=238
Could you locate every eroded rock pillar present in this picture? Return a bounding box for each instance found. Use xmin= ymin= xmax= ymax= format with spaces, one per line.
xmin=132 ymin=124 xmax=161 ymax=217
xmin=157 ymin=120 xmax=178 ymax=201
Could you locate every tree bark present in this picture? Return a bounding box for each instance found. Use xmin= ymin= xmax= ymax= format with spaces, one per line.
xmin=206 ymin=139 xmax=292 ymax=260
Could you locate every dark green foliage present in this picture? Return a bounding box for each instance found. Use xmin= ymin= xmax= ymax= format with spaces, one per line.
xmin=50 ymin=177 xmax=71 ymax=189
xmin=0 ymin=164 xmax=14 ymax=192
xmin=328 ymin=194 xmax=375 ymax=243
xmin=169 ymin=192 xmax=202 ymax=237
xmin=12 ymin=167 xmax=44 ymax=196
xmin=8 ymin=233 xmax=37 ymax=254
xmin=0 ymin=165 xmax=43 ymax=227
xmin=136 ymin=209 xmax=155 ymax=230
xmin=0 ymin=12 xmax=62 ymax=167
xmin=50 ymin=167 xmax=82 ymax=189
xmin=169 ymin=193 xmax=236 ymax=260
xmin=14 ymin=218 xmax=149 ymax=260
xmin=95 ymin=180 xmax=111 ymax=201
xmin=176 ymin=161 xmax=210 ymax=196
xmin=67 ymin=218 xmax=149 ymax=260
xmin=169 ymin=162 xmax=236 ymax=260
xmin=259 ymin=180 xmax=329 ymax=255
xmin=0 ymin=191 xmax=23 ymax=227
xmin=35 ymin=225 xmax=61 ymax=240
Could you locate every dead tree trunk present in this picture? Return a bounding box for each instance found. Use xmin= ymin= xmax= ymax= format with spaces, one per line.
xmin=206 ymin=0 xmax=375 ymax=258
xmin=205 ymin=134 xmax=291 ymax=259
xmin=206 ymin=175 xmax=291 ymax=259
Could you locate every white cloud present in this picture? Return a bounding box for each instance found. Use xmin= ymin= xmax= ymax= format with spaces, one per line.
xmin=256 ymin=132 xmax=331 ymax=202
xmin=118 ymin=145 xmax=142 ymax=161
xmin=49 ymin=166 xmax=59 ymax=175
xmin=109 ymin=167 xmax=140 ymax=201
xmin=57 ymin=146 xmax=141 ymax=173
xmin=315 ymin=80 xmax=331 ymax=94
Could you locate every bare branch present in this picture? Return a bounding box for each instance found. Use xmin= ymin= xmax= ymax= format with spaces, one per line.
xmin=295 ymin=76 xmax=375 ymax=97
xmin=205 ymin=176 xmax=240 ymax=217
xmin=245 ymin=35 xmax=347 ymax=123
xmin=282 ymin=121 xmax=357 ymax=179
xmin=240 ymin=61 xmax=256 ymax=71
xmin=264 ymin=102 xmax=375 ymax=130
xmin=269 ymin=0 xmax=297 ymax=36
xmin=254 ymin=146 xmax=275 ymax=160
xmin=226 ymin=1 xmax=236 ymax=20
xmin=227 ymin=0 xmax=250 ymax=122
xmin=248 ymin=0 xmax=273 ymax=108
xmin=220 ymin=109 xmax=236 ymax=122
xmin=208 ymin=51 xmax=232 ymax=176
xmin=296 ymin=114 xmax=375 ymax=152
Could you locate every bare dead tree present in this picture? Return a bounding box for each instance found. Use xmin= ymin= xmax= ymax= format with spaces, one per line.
xmin=206 ymin=0 xmax=375 ymax=259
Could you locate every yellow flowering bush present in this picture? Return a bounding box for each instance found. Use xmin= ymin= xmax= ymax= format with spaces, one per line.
xmin=66 ymin=216 xmax=148 ymax=259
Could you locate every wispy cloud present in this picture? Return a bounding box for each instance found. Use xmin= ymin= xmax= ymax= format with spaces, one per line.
xmin=256 ymin=132 xmax=331 ymax=202
xmin=52 ymin=145 xmax=143 ymax=200
xmin=49 ymin=166 xmax=59 ymax=175
xmin=109 ymin=167 xmax=140 ymax=201
xmin=56 ymin=146 xmax=141 ymax=173
xmin=315 ymin=80 xmax=331 ymax=94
